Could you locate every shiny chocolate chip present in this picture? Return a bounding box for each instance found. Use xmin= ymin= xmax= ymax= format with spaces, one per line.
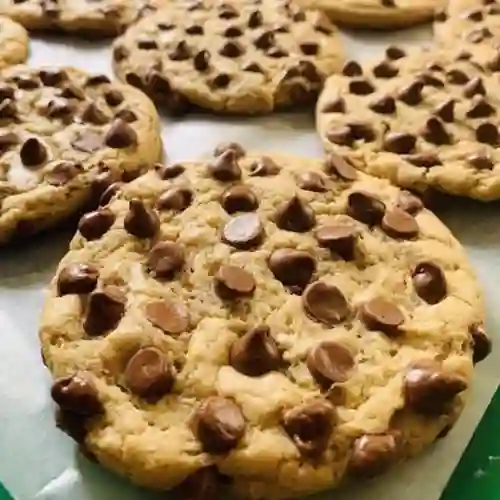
xmin=303 ymin=282 xmax=350 ymax=326
xmin=307 ymin=341 xmax=354 ymax=388
xmin=297 ymin=171 xmax=327 ymax=192
xmin=347 ymin=191 xmax=385 ymax=225
xmin=275 ymin=196 xmax=315 ymax=233
xmin=147 ymin=242 xmax=185 ymax=280
xmin=104 ymin=118 xmax=137 ymax=148
xmin=412 ymin=262 xmax=447 ymax=304
xmin=230 ymin=325 xmax=281 ymax=376
xmin=221 ymin=185 xmax=258 ymax=214
xmin=215 ymin=265 xmax=256 ymax=299
xmin=476 ymin=122 xmax=499 ymax=145
xmin=381 ymin=208 xmax=419 ymax=239
xmin=349 ymin=434 xmax=399 ymax=477
xmin=383 ymin=132 xmax=416 ymax=154
xmin=373 ymin=61 xmax=398 ymax=78
xmin=248 ymin=156 xmax=280 ymax=176
xmin=156 ymin=187 xmax=193 ymax=212
xmin=20 ymin=137 xmax=47 ymax=167
xmin=396 ymin=190 xmax=424 ymax=215
xmin=315 ymin=224 xmax=357 ymax=260
xmin=325 ymin=153 xmax=357 ymax=181
xmin=470 ymin=324 xmax=492 ymax=364
xmin=359 ymin=298 xmax=404 ymax=337
xmin=78 ymin=208 xmax=115 ymax=240
xmin=51 ymin=373 xmax=102 ymax=416
xmin=124 ymin=199 xmax=159 ymax=239
xmin=222 ymin=213 xmax=264 ymax=250
xmin=268 ymin=249 xmax=315 ymax=289
xmin=57 ymin=263 xmax=99 ymax=296
xmin=145 ymin=300 xmax=189 ymax=336
xmin=208 ymin=150 xmax=242 ymax=181
xmin=83 ymin=286 xmax=126 ymax=336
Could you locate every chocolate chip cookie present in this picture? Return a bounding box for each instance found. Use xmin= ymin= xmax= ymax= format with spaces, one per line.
xmin=40 ymin=146 xmax=486 ymax=499
xmin=297 ymin=0 xmax=445 ymax=29
xmin=317 ymin=45 xmax=500 ymax=201
xmin=0 ymin=16 xmax=28 ymax=68
xmin=434 ymin=0 xmax=500 ymax=47
xmin=112 ymin=0 xmax=345 ymax=115
xmin=0 ymin=0 xmax=162 ymax=37
xmin=0 ymin=65 xmax=162 ymax=245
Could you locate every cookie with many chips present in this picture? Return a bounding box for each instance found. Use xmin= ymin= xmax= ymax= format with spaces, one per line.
xmin=0 ymin=16 xmax=29 ymax=68
xmin=317 ymin=45 xmax=500 ymax=201
xmin=297 ymin=0 xmax=445 ymax=29
xmin=0 ymin=65 xmax=162 ymax=245
xmin=41 ymin=146 xmax=487 ymax=499
xmin=112 ymin=0 xmax=345 ymax=114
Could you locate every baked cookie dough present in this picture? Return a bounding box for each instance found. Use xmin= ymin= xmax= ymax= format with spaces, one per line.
xmin=0 ymin=65 xmax=162 ymax=245
xmin=434 ymin=0 xmax=500 ymax=47
xmin=0 ymin=0 xmax=163 ymax=37
xmin=317 ymin=45 xmax=500 ymax=201
xmin=0 ymin=16 xmax=29 ymax=68
xmin=112 ymin=0 xmax=345 ymax=114
xmin=41 ymin=146 xmax=487 ymax=499
xmin=296 ymin=0 xmax=445 ymax=29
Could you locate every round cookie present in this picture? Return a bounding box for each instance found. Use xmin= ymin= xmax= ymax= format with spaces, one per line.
xmin=40 ymin=146 xmax=487 ymax=499
xmin=317 ymin=45 xmax=500 ymax=201
xmin=111 ymin=0 xmax=345 ymax=115
xmin=0 ymin=65 xmax=162 ymax=245
xmin=434 ymin=0 xmax=500 ymax=47
xmin=0 ymin=16 xmax=29 ymax=69
xmin=0 ymin=0 xmax=163 ymax=37
xmin=296 ymin=0 xmax=445 ymax=29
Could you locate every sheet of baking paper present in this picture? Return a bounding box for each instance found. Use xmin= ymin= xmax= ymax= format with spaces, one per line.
xmin=0 ymin=26 xmax=498 ymax=500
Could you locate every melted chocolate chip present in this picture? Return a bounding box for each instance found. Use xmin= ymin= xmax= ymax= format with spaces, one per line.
xmin=315 ymin=224 xmax=357 ymax=260
xmin=412 ymin=262 xmax=447 ymax=304
xmin=222 ymin=213 xmax=264 ymax=250
xmin=381 ymin=208 xmax=419 ymax=239
xmin=297 ymin=171 xmax=327 ymax=192
xmin=359 ymin=298 xmax=404 ymax=337
xmin=78 ymin=208 xmax=115 ymax=240
xmin=383 ymin=132 xmax=416 ymax=154
xmin=51 ymin=373 xmax=102 ymax=415
xmin=57 ymin=263 xmax=99 ymax=296
xmin=248 ymin=156 xmax=280 ymax=176
xmin=83 ymin=286 xmax=126 ymax=336
xmin=347 ymin=191 xmax=385 ymax=225
xmin=156 ymin=187 xmax=193 ymax=212
xmin=104 ymin=119 xmax=137 ymax=148
xmin=275 ymin=196 xmax=315 ymax=232
xmin=396 ymin=191 xmax=424 ymax=215
xmin=147 ymin=242 xmax=185 ymax=280
xmin=303 ymin=282 xmax=350 ymax=326
xmin=373 ymin=61 xmax=399 ymax=78
xmin=307 ymin=341 xmax=354 ymax=388
xmin=123 ymin=200 xmax=159 ymax=239
xmin=145 ymin=300 xmax=189 ymax=335
xmin=325 ymin=153 xmax=358 ymax=180
xmin=268 ymin=249 xmax=316 ymax=289
xmin=215 ymin=265 xmax=256 ymax=299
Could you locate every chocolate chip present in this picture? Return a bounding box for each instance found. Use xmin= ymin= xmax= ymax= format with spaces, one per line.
xmin=45 ymin=98 xmax=75 ymax=119
xmin=222 ymin=213 xmax=264 ymax=250
xmin=84 ymin=286 xmax=126 ymax=336
xmin=381 ymin=208 xmax=418 ymax=239
xmin=169 ymin=41 xmax=191 ymax=61
xmin=315 ymin=224 xmax=357 ymax=260
xmin=381 ymin=0 xmax=395 ymax=6
xmin=113 ymin=45 xmax=129 ymax=62
xmin=99 ymin=182 xmax=122 ymax=206
xmin=307 ymin=341 xmax=354 ymax=388
xmin=466 ymin=8 xmax=483 ymax=21
xmin=321 ymin=98 xmax=345 ymax=113
xmin=434 ymin=9 xmax=447 ymax=21
xmin=398 ymin=81 xmax=424 ymax=105
xmin=0 ymin=131 xmax=18 ymax=152
xmin=404 ymin=363 xmax=468 ymax=414
xmin=156 ymin=187 xmax=193 ymax=212
xmin=208 ymin=150 xmax=242 ymax=181
xmin=266 ymin=47 xmax=288 ymax=58
xmin=268 ymin=249 xmax=315 ymax=289
xmin=386 ymin=46 xmax=406 ymax=60
xmin=342 ymin=61 xmax=362 ymax=76
xmin=487 ymin=52 xmax=500 ymax=72
xmin=303 ymin=282 xmax=350 ymax=326
xmin=55 ymin=409 xmax=88 ymax=444
xmin=20 ymin=137 xmax=47 ymax=167
xmin=466 ymin=98 xmax=495 ymax=118
xmin=51 ymin=373 xmax=102 ymax=415
xmin=373 ymin=61 xmax=399 ymax=78
xmin=248 ymin=156 xmax=280 ymax=176
xmin=405 ymin=153 xmax=442 ymax=168
xmin=219 ymin=4 xmax=238 ymax=19
xmin=224 ymin=25 xmax=242 ymax=37
xmin=396 ymin=190 xmax=424 ymax=215
xmin=349 ymin=122 xmax=376 ymax=142
xmin=418 ymin=72 xmax=445 ymax=88
xmin=349 ymin=434 xmax=399 ymax=477
xmin=173 ymin=467 xmax=221 ymax=500
xmin=220 ymin=41 xmax=244 ymax=58
xmin=349 ymin=79 xmax=375 ymax=95
xmin=145 ymin=299 xmax=189 ymax=335
xmin=194 ymin=397 xmax=245 ymax=454
xmin=125 ymin=347 xmax=174 ymax=401
xmin=192 ymin=50 xmax=210 ymax=71
xmin=467 ymin=26 xmax=493 ymax=43
xmin=243 ymin=62 xmax=264 ymax=73
xmin=104 ymin=119 xmax=137 ymax=148
xmin=44 ymin=160 xmax=82 ymax=187
xmin=39 ymin=69 xmax=66 ymax=86
xmin=412 ymin=262 xmax=447 ymax=304
xmin=215 ymin=265 xmax=256 ymax=299
xmin=254 ymin=31 xmax=275 ymax=50
xmin=464 ymin=77 xmax=486 ymax=98
xmin=81 ymin=102 xmax=109 ymax=125
xmin=297 ymin=171 xmax=327 ymax=192
xmin=275 ymin=196 xmax=315 ymax=233
xmin=78 ymin=208 xmax=115 ymax=240
xmin=72 ymin=131 xmax=102 ymax=153
xmin=468 ymin=152 xmax=494 ymax=169
xmin=347 ymin=191 xmax=385 ymax=225
xmin=156 ymin=163 xmax=184 ymax=179
xmin=124 ymin=199 xmax=159 ymax=239
xmin=476 ymin=122 xmax=499 ymax=145
xmin=0 ymin=98 xmax=16 ymax=119
xmin=369 ymin=95 xmax=396 ymax=114
xmin=325 ymin=153 xmax=358 ymax=180
xmin=300 ymin=42 xmax=319 ymax=56
xmin=326 ymin=125 xmax=353 ymax=146
xmin=446 ymin=69 xmax=469 ymax=85
xmin=422 ymin=117 xmax=452 ymax=145
xmin=57 ymin=263 xmax=99 ymax=296
xmin=221 ymin=185 xmax=258 ymax=214
xmin=282 ymin=400 xmax=334 ymax=456
xmin=359 ymin=298 xmax=404 ymax=337
xmin=230 ymin=325 xmax=281 ymax=376
xmin=383 ymin=132 xmax=416 ymax=154
xmin=434 ymin=99 xmax=455 ymax=122
xmin=214 ymin=142 xmax=246 ymax=159
xmin=147 ymin=242 xmax=184 ymax=279
xmin=248 ymin=10 xmax=263 ymax=27
xmin=85 ymin=75 xmax=110 ymax=87
xmin=470 ymin=324 xmax=492 ymax=363
xmin=455 ymin=51 xmax=471 ymax=62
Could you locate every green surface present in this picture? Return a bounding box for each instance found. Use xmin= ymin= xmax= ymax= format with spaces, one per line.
xmin=0 ymin=483 xmax=13 ymax=500
xmin=441 ymin=387 xmax=500 ymax=500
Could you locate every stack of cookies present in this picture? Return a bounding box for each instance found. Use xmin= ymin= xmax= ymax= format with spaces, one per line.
xmin=0 ymin=0 xmax=495 ymax=499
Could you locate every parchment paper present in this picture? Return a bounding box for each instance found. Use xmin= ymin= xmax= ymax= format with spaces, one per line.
xmin=0 ymin=26 xmax=498 ymax=500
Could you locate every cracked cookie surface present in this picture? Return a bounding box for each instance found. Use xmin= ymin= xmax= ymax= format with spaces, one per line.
xmin=0 ymin=65 xmax=162 ymax=245
xmin=112 ymin=0 xmax=345 ymax=115
xmin=0 ymin=16 xmax=28 ymax=68
xmin=296 ymin=0 xmax=445 ymax=29
xmin=40 ymin=146 xmax=487 ymax=499
xmin=317 ymin=45 xmax=500 ymax=201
